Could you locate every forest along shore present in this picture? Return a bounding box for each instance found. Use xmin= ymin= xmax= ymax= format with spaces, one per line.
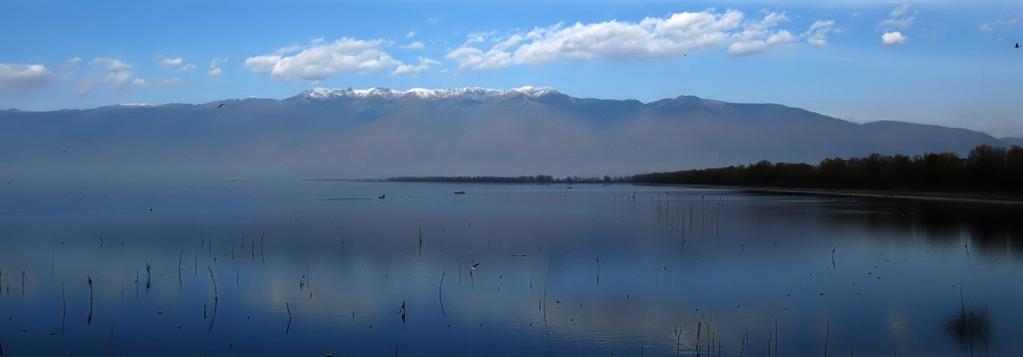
xmin=684 ymin=185 xmax=1023 ymax=205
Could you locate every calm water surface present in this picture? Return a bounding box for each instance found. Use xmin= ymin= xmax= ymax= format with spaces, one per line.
xmin=0 ymin=181 xmax=1021 ymax=356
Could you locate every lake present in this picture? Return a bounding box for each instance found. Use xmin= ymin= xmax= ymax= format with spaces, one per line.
xmin=1 ymin=181 xmax=1020 ymax=356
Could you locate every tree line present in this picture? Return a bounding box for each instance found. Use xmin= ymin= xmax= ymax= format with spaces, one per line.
xmin=629 ymin=145 xmax=1023 ymax=192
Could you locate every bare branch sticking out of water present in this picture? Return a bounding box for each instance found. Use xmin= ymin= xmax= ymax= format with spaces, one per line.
xmin=207 ymin=265 xmax=218 ymax=334
xmin=61 ymin=282 xmax=67 ymax=335
xmin=824 ymin=318 xmax=830 ymax=357
xmin=285 ymin=300 xmax=293 ymax=335
xmin=400 ymin=300 xmax=406 ymax=325
xmin=947 ymin=286 xmax=989 ymax=351
xmin=543 ymin=259 xmax=552 ymax=346
xmin=438 ymin=263 xmax=447 ymax=317
xmin=178 ymin=251 xmax=184 ymax=292
xmin=108 ymin=324 xmax=115 ymax=357
xmin=87 ymin=275 xmax=94 ymax=326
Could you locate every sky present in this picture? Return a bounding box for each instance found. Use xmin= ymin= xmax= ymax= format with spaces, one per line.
xmin=1 ymin=0 xmax=1021 ymax=137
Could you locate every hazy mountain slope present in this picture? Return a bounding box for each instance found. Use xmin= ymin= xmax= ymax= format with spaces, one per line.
xmin=0 ymin=88 xmax=1011 ymax=180
xmin=1001 ymin=137 xmax=1023 ymax=147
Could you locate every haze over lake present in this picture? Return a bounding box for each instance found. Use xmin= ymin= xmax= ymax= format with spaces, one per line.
xmin=1 ymin=180 xmax=1019 ymax=356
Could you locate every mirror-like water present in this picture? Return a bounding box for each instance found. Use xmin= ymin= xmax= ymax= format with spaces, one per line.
xmin=1 ymin=181 xmax=1020 ymax=356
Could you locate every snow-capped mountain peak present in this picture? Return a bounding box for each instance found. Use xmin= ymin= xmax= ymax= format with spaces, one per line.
xmin=298 ymin=86 xmax=561 ymax=100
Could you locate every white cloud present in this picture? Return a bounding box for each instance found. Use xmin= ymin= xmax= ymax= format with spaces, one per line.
xmin=728 ymin=12 xmax=796 ymax=56
xmin=0 ymin=63 xmax=51 ymax=89
xmin=158 ymin=77 xmax=185 ymax=86
xmin=402 ymin=41 xmax=426 ymax=50
xmin=406 ymin=31 xmax=417 ymax=39
xmin=465 ymin=32 xmax=492 ymax=45
xmin=803 ymin=19 xmax=836 ymax=47
xmin=79 ymin=57 xmax=145 ymax=96
xmin=208 ymin=57 xmax=227 ymax=77
xmin=446 ymin=9 xmax=807 ymax=70
xmin=890 ymin=3 xmax=910 ymax=18
xmin=91 ymin=57 xmax=137 ymax=87
xmin=391 ymin=57 xmax=439 ymax=76
xmin=157 ymin=57 xmax=196 ymax=71
xmin=882 ymin=31 xmax=907 ymax=46
xmin=244 ymin=37 xmax=402 ymax=81
xmin=980 ymin=16 xmax=1019 ymax=32
xmin=879 ymin=4 xmax=916 ymax=31
xmin=729 ymin=31 xmax=795 ymax=56
xmin=92 ymin=57 xmax=133 ymax=72
xmin=58 ymin=57 xmax=82 ymax=78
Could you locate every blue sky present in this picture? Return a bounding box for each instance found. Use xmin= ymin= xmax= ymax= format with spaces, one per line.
xmin=1 ymin=0 xmax=1021 ymax=137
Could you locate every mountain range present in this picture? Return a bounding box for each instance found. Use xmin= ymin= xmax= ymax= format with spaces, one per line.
xmin=0 ymin=87 xmax=1017 ymax=180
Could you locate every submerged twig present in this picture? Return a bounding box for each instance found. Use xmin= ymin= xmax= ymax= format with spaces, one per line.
xmin=178 ymin=250 xmax=183 ymax=292
xmin=285 ymin=300 xmax=293 ymax=335
xmin=60 ymin=281 xmax=67 ymax=335
xmin=87 ymin=275 xmax=94 ymax=325
xmin=207 ymin=265 xmax=218 ymax=333
xmin=438 ymin=263 xmax=447 ymax=317
xmin=108 ymin=324 xmax=116 ymax=357
xmin=824 ymin=319 xmax=831 ymax=357
xmin=543 ymin=259 xmax=552 ymax=346
xmin=400 ymin=299 xmax=406 ymax=325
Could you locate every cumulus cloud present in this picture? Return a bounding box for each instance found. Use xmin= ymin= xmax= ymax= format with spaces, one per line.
xmin=92 ymin=57 xmax=132 ymax=73
xmin=728 ymin=12 xmax=795 ymax=56
xmin=980 ymin=16 xmax=1019 ymax=31
xmin=803 ymin=19 xmax=836 ymax=47
xmin=391 ymin=57 xmax=439 ymax=76
xmin=157 ymin=57 xmax=196 ymax=71
xmin=879 ymin=4 xmax=916 ymax=31
xmin=446 ymin=9 xmax=805 ymax=70
xmin=62 ymin=57 xmax=82 ymax=69
xmin=57 ymin=57 xmax=83 ymax=79
xmin=158 ymin=77 xmax=185 ymax=86
xmin=244 ymin=37 xmax=402 ymax=81
xmin=464 ymin=32 xmax=493 ymax=45
xmin=0 ymin=63 xmax=52 ymax=90
xmin=79 ymin=57 xmax=145 ymax=96
xmin=882 ymin=31 xmax=907 ymax=46
xmin=402 ymin=41 xmax=426 ymax=50
xmin=729 ymin=31 xmax=794 ymax=56
xmin=208 ymin=57 xmax=227 ymax=77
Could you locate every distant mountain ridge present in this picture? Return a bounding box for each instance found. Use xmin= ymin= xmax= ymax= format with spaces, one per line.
xmin=0 ymin=87 xmax=1014 ymax=180
xmin=299 ymin=86 xmax=561 ymax=100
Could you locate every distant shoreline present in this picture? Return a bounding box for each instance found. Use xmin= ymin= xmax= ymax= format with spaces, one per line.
xmin=647 ymin=184 xmax=1023 ymax=205
xmin=306 ymin=177 xmax=1023 ymax=205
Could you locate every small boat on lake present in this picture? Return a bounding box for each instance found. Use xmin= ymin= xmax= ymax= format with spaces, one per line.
xmin=454 ymin=191 xmax=466 ymax=195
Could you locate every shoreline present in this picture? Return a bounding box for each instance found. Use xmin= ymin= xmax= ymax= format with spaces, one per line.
xmin=320 ymin=179 xmax=1023 ymax=205
xmin=681 ymin=185 xmax=1023 ymax=205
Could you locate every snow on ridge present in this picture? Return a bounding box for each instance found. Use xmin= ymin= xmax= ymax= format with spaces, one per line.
xmin=299 ymin=86 xmax=560 ymax=100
